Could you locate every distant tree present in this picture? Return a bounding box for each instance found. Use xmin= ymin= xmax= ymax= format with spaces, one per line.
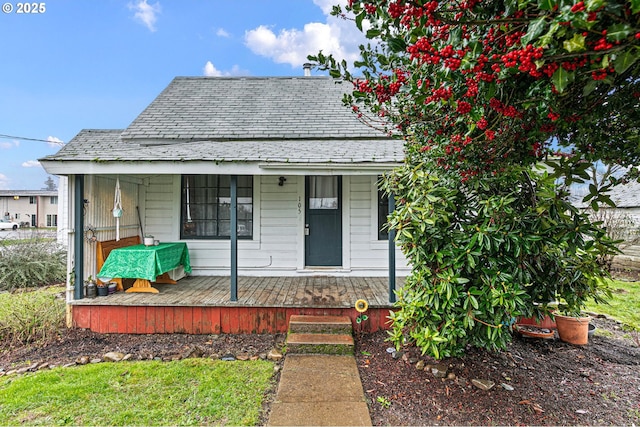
xmin=43 ymin=176 xmax=57 ymax=191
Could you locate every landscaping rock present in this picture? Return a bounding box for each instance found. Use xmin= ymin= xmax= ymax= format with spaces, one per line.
xmin=267 ymin=348 xmax=283 ymax=361
xmin=431 ymin=364 xmax=448 ymax=378
xmin=472 ymin=379 xmax=495 ymax=391
xmin=501 ymin=383 xmax=515 ymax=391
xmin=103 ymin=351 xmax=125 ymax=362
xmin=75 ymin=356 xmax=90 ymax=365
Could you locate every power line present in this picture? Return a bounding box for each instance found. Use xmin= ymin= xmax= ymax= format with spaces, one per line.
xmin=0 ymin=133 xmax=65 ymax=146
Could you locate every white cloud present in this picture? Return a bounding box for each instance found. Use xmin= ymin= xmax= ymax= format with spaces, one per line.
xmin=0 ymin=139 xmax=20 ymax=149
xmin=203 ymin=61 xmax=248 ymax=77
xmin=244 ymin=1 xmax=367 ymax=70
xmin=0 ymin=173 xmax=9 ymax=190
xmin=22 ymin=160 xmax=41 ymax=168
xmin=313 ymin=0 xmax=343 ymax=15
xmin=46 ymin=136 xmax=64 ymax=147
xmin=203 ymin=61 xmax=223 ymax=77
xmin=129 ymin=0 xmax=161 ymax=32
xmin=216 ymin=28 xmax=230 ymax=38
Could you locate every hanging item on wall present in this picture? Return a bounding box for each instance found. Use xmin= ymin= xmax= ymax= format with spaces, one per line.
xmin=113 ymin=177 xmax=123 ymax=241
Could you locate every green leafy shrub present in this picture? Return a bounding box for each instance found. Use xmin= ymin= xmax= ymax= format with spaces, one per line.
xmin=0 ymin=286 xmax=65 ymax=345
xmin=383 ymin=165 xmax=615 ymax=358
xmin=0 ymin=237 xmax=66 ymax=291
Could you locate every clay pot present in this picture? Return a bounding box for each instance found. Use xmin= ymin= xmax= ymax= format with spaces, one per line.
xmin=516 ymin=314 xmax=556 ymax=330
xmin=555 ymin=314 xmax=591 ymax=345
xmin=514 ymin=324 xmax=555 ymax=339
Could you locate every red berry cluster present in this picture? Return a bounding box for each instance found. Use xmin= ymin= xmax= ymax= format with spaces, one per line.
xmin=547 ymin=110 xmax=560 ymax=121
xmin=355 ymin=79 xmax=372 ymax=93
xmin=593 ymin=37 xmax=614 ymax=51
xmin=571 ymin=1 xmax=586 ymax=13
xmin=388 ymin=1 xmax=405 ymax=19
xmin=501 ymin=45 xmax=544 ymax=77
xmin=425 ymin=85 xmax=453 ymax=103
xmin=456 ymin=101 xmax=472 ymax=114
xmin=464 ymin=78 xmax=478 ymax=98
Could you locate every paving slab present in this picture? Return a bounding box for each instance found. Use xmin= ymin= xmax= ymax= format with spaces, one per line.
xmin=267 ymin=354 xmax=372 ymax=426
xmin=268 ymin=402 xmax=371 ymax=426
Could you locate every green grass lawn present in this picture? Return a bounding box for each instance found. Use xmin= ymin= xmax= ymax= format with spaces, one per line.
xmin=0 ymin=358 xmax=274 ymax=426
xmin=584 ymin=280 xmax=640 ymax=330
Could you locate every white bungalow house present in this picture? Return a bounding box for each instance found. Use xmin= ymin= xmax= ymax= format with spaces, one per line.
xmin=39 ymin=76 xmax=409 ymax=334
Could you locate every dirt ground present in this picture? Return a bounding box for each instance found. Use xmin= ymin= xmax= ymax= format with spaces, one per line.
xmin=1 ymin=318 xmax=639 ymax=426
xmin=356 ymin=317 xmax=640 ymax=426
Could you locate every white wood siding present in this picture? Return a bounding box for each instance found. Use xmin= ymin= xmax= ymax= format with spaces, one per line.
xmin=347 ymin=176 xmax=408 ymax=274
xmin=103 ymin=174 xmax=408 ymax=277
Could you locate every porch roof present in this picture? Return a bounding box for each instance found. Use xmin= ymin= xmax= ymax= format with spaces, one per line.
xmin=39 ymin=129 xmax=405 ymax=175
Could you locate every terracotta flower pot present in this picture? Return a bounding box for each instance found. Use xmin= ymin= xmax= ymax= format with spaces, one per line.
xmin=516 ymin=314 xmax=556 ymax=330
xmin=514 ymin=324 xmax=555 ymax=339
xmin=555 ymin=314 xmax=591 ymax=345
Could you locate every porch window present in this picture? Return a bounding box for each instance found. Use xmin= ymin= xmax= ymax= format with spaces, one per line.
xmin=181 ymin=175 xmax=253 ymax=239
xmin=378 ymin=189 xmax=389 ymax=240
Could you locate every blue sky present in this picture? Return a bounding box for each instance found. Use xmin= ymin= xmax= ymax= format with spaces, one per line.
xmin=0 ymin=0 xmax=365 ymax=190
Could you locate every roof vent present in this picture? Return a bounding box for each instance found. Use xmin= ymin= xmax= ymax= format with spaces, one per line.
xmin=303 ymin=63 xmax=313 ymax=77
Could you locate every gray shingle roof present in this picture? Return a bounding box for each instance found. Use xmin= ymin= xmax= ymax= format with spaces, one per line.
xmin=571 ymin=179 xmax=640 ymax=208
xmin=120 ymin=77 xmax=386 ymax=143
xmin=42 ymin=129 xmax=403 ymax=164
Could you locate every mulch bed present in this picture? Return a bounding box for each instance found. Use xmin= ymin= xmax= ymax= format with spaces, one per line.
xmin=356 ymin=317 xmax=640 ymax=426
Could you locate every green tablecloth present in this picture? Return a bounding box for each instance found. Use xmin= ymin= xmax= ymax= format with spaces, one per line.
xmin=97 ymin=242 xmax=191 ymax=281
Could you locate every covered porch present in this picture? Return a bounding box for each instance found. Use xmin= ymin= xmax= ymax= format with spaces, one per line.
xmin=70 ymin=275 xmax=404 ymax=334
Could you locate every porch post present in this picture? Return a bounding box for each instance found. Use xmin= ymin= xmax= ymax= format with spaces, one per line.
xmin=73 ymin=175 xmax=84 ymax=300
xmin=388 ymin=192 xmax=396 ymax=303
xmin=230 ymin=175 xmax=238 ymax=302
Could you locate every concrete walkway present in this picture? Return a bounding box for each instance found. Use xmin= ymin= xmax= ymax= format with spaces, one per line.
xmin=267 ymin=354 xmax=372 ymax=426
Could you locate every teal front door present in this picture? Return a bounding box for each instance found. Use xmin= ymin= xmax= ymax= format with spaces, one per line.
xmin=305 ymin=176 xmax=342 ymax=267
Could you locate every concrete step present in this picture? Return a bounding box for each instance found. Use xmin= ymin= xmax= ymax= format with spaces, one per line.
xmin=286 ymin=333 xmax=355 ymax=355
xmin=288 ymin=314 xmax=353 ymax=335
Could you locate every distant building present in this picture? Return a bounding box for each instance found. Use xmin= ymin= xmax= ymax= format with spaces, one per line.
xmin=0 ymin=190 xmax=59 ymax=227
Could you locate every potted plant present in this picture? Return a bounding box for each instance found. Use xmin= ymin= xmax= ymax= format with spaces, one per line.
xmin=96 ymin=278 xmax=109 ymax=296
xmin=107 ymin=282 xmax=117 ymax=295
xmin=531 ymin=244 xmax=612 ymax=345
xmin=554 ymin=311 xmax=592 ymax=345
xmin=514 ymin=176 xmax=616 ymax=346
xmin=85 ymin=275 xmax=97 ymax=299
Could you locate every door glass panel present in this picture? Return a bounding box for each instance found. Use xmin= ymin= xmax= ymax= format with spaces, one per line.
xmin=308 ymin=176 xmax=338 ymax=209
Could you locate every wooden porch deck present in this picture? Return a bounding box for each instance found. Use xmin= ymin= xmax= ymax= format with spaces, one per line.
xmin=70 ymin=276 xmax=404 ymax=334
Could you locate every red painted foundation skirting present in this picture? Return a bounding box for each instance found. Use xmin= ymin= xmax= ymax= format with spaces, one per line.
xmin=72 ymin=305 xmax=394 ymax=334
